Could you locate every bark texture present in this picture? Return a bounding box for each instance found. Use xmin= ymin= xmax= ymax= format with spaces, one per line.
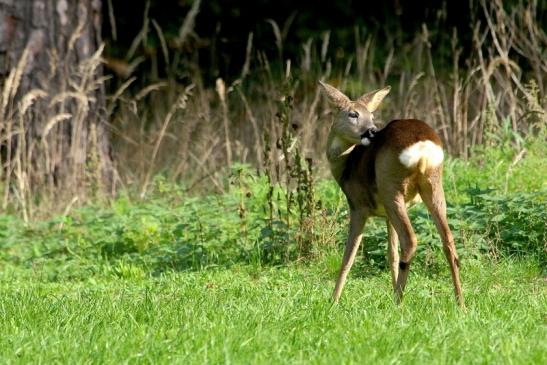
xmin=0 ymin=0 xmax=113 ymax=208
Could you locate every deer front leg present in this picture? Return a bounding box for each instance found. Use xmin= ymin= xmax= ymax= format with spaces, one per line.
xmin=386 ymin=219 xmax=399 ymax=291
xmin=332 ymin=208 xmax=367 ymax=302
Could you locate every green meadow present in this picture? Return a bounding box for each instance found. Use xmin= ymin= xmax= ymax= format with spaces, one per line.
xmin=0 ymin=134 xmax=545 ymax=364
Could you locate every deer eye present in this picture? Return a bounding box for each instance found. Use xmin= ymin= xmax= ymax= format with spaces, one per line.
xmin=348 ymin=111 xmax=359 ymax=118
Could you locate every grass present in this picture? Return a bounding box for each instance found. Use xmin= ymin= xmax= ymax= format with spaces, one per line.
xmin=0 ymin=132 xmax=545 ymax=362
xmin=0 ymin=259 xmax=545 ymax=364
xmin=0 ymin=151 xmax=544 ymax=364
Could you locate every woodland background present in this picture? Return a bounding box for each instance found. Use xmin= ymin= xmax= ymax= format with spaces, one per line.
xmin=0 ymin=1 xmax=545 ymax=363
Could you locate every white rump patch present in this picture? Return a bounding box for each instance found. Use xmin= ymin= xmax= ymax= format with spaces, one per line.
xmin=399 ymin=140 xmax=444 ymax=169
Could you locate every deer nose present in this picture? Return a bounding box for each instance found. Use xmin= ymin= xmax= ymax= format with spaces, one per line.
xmin=360 ymin=127 xmax=378 ymax=146
xmin=360 ymin=127 xmax=378 ymax=140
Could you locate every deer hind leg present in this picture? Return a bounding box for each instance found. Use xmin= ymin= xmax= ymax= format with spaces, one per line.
xmin=386 ymin=219 xmax=399 ymax=291
xmin=419 ymin=173 xmax=464 ymax=307
xmin=383 ymin=193 xmax=417 ymax=304
xmin=332 ymin=208 xmax=368 ymax=302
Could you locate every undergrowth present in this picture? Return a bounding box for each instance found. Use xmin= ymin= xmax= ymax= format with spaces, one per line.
xmin=0 ymin=133 xmax=544 ymax=280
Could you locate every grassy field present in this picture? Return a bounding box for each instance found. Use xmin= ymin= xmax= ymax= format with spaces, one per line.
xmin=2 ymin=101 xmax=543 ymax=361
xmin=0 ymin=134 xmax=545 ymax=364
xmin=0 ymin=259 xmax=545 ymax=364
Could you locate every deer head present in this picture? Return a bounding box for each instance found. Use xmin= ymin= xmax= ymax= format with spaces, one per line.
xmin=319 ymin=81 xmax=391 ymax=146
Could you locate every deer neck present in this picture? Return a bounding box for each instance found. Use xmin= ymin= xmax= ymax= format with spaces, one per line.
xmin=326 ymin=132 xmax=357 ymax=184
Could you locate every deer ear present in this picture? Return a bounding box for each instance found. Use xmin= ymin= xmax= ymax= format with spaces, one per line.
xmin=357 ymin=86 xmax=391 ymax=112
xmin=319 ymin=81 xmax=351 ymax=110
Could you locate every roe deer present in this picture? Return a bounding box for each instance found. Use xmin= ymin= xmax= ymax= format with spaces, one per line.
xmin=319 ymin=81 xmax=463 ymax=307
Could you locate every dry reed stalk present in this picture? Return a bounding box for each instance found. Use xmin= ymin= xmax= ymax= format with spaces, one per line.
xmin=151 ymin=20 xmax=170 ymax=68
xmin=127 ymin=1 xmax=150 ymax=60
xmin=301 ymin=38 xmax=313 ymax=74
xmin=140 ymin=84 xmax=195 ymax=198
xmin=1 ymin=47 xmax=30 ymax=209
xmin=354 ymin=28 xmax=372 ymax=83
xmin=57 ymin=196 xmax=79 ymax=230
xmin=320 ymin=31 xmax=330 ymax=64
xmin=106 ymin=0 xmax=117 ymax=41
xmin=422 ymin=24 xmax=451 ymax=153
xmin=176 ymin=0 xmax=201 ymax=48
xmin=178 ymin=136 xmax=220 ymax=191
xmin=216 ymin=78 xmax=232 ymax=167
xmin=236 ymin=88 xmax=263 ymax=166
xmin=266 ymin=19 xmax=283 ymax=64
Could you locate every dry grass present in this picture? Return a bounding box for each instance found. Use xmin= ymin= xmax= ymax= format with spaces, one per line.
xmin=0 ymin=14 xmax=108 ymax=220
xmin=110 ymin=0 xmax=544 ymax=187
xmin=1 ymin=0 xmax=545 ymax=217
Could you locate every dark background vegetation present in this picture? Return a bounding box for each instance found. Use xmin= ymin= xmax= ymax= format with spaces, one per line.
xmin=103 ymin=0 xmax=532 ymax=83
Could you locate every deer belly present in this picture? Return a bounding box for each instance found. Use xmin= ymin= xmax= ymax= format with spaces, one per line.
xmin=371 ymin=202 xmax=387 ymax=217
xmin=371 ymin=193 xmax=422 ymax=217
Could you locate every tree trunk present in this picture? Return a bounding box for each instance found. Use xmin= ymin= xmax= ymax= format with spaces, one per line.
xmin=0 ymin=0 xmax=114 ymax=215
